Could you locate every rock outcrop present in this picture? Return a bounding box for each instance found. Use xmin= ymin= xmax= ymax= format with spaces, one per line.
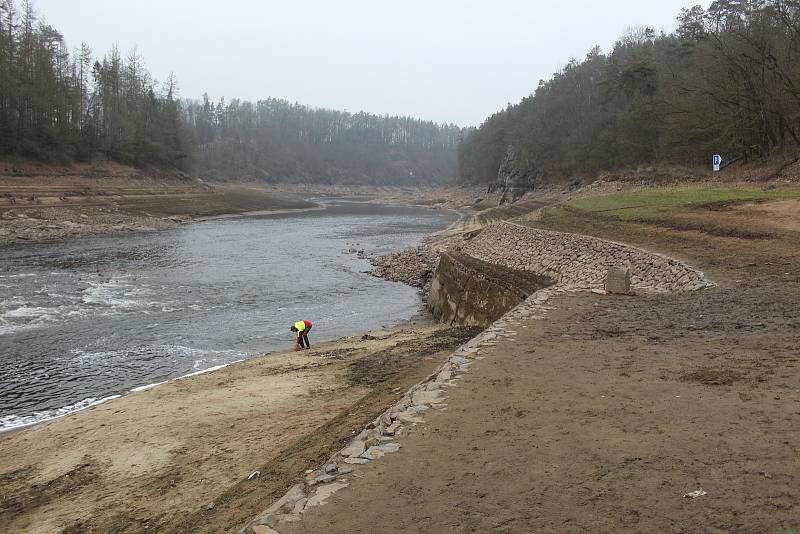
xmin=487 ymin=146 xmax=539 ymax=204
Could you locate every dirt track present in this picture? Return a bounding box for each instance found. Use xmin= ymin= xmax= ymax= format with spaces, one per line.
xmin=279 ymin=200 xmax=800 ymax=533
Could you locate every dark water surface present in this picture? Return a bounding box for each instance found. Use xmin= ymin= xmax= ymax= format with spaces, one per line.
xmin=0 ymin=200 xmax=457 ymax=431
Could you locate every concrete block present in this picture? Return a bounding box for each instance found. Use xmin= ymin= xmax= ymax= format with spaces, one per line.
xmin=604 ymin=266 xmax=632 ymax=294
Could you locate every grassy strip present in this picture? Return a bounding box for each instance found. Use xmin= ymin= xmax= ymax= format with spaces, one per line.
xmin=565 ymin=186 xmax=800 ymax=222
xmin=566 ymin=186 xmax=800 ymax=222
xmin=527 ymin=185 xmax=800 ymax=239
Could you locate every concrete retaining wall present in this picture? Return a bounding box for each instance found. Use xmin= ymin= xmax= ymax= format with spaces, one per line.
xmin=428 ymin=252 xmax=552 ymax=327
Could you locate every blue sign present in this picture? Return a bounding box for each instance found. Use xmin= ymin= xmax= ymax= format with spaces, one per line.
xmin=712 ymin=154 xmax=722 ymax=171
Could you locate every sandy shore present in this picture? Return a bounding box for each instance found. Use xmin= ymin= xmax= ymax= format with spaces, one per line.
xmin=0 ymin=325 xmax=478 ymax=533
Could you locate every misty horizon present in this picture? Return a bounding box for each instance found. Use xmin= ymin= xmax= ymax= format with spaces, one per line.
xmin=35 ymin=0 xmax=693 ymax=127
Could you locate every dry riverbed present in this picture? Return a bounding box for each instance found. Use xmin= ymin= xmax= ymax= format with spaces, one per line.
xmin=0 ymin=162 xmax=315 ymax=246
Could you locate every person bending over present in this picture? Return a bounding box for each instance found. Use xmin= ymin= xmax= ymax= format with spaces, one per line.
xmin=290 ymin=320 xmax=313 ymax=350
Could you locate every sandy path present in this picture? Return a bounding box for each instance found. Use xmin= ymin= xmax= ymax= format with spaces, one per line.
xmin=0 ymin=326 xmax=478 ymax=533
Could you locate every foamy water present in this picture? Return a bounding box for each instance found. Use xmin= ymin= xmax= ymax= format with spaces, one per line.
xmin=0 ymin=200 xmax=456 ymax=432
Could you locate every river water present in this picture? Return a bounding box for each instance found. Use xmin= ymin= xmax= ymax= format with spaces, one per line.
xmin=0 ymin=199 xmax=457 ymax=432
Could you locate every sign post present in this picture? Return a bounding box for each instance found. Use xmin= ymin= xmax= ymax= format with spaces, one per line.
xmin=712 ymin=154 xmax=722 ymax=172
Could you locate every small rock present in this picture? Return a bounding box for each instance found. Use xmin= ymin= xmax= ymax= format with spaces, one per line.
xmin=283 ymin=488 xmax=307 ymax=513
xmin=307 ymin=473 xmax=336 ymax=486
xmin=340 ymin=440 xmax=366 ymax=458
xmin=249 ymin=525 xmax=279 ymax=534
xmin=436 ymin=369 xmax=452 ymax=382
xmin=305 ymin=481 xmax=349 ymax=508
xmin=304 ymin=469 xmax=321 ymax=481
xmin=260 ymin=483 xmax=304 ymax=516
xmin=384 ymin=421 xmax=403 ymax=436
xmin=336 ymin=466 xmax=353 ymax=475
xmin=361 ymin=442 xmax=401 ymax=460
xmin=683 ymin=489 xmax=707 ymax=499
xmin=395 ymin=411 xmax=425 ymax=424
xmin=323 ymin=463 xmax=338 ymax=474
xmin=288 ymin=496 xmax=308 ymax=515
xmin=343 ymin=457 xmax=369 ymax=465
xmin=412 ymin=389 xmax=444 ymax=406
xmin=378 ymin=413 xmax=392 ymax=427
xmin=364 ymin=436 xmax=382 ymax=449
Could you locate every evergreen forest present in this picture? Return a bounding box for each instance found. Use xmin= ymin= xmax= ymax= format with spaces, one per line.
xmin=0 ymin=0 xmax=460 ymax=184
xmin=458 ymin=1 xmax=800 ymax=185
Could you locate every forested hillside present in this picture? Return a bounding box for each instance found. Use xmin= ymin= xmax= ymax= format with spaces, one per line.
xmin=0 ymin=0 xmax=189 ymax=167
xmin=183 ymin=97 xmax=461 ymax=184
xmin=459 ymin=1 xmax=800 ymax=187
xmin=0 ymin=0 xmax=461 ymax=184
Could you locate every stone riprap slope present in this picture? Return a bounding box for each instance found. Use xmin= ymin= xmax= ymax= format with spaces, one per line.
xmin=459 ymin=221 xmax=712 ymax=293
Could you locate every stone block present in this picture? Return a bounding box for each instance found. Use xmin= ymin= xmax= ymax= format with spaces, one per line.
xmin=361 ymin=442 xmax=401 ymax=460
xmin=340 ymin=440 xmax=366 ymax=458
xmin=343 ymin=457 xmax=369 ymax=464
xmin=604 ymin=266 xmax=632 ymax=294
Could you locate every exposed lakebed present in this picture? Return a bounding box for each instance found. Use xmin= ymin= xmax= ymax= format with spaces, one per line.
xmin=0 ymin=199 xmax=457 ymax=431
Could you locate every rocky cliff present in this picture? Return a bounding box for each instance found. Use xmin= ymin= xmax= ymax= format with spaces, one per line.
xmin=486 ymin=146 xmax=539 ymax=204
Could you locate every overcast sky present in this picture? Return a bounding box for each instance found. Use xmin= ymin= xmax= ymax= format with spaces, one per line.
xmin=35 ymin=0 xmax=694 ymax=126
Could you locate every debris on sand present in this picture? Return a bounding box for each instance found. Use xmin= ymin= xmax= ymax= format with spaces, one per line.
xmin=683 ymin=489 xmax=707 ymax=499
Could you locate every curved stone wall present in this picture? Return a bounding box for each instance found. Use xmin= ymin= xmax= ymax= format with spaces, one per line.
xmin=428 ymin=252 xmax=553 ymax=327
xmin=458 ymin=221 xmax=712 ymax=293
